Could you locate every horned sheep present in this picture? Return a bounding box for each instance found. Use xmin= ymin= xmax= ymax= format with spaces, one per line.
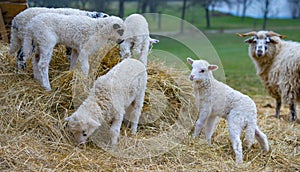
xmin=9 ymin=7 xmax=109 ymax=69
xmin=237 ymin=30 xmax=300 ymax=122
xmin=65 ymin=58 xmax=147 ymax=146
xmin=120 ymin=13 xmax=159 ymax=66
xmin=187 ymin=58 xmax=269 ymax=164
xmin=22 ymin=13 xmax=125 ymax=90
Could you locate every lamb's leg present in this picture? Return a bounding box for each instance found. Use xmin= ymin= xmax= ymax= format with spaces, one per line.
xmin=32 ymin=53 xmax=42 ymax=82
xmin=69 ymin=49 xmax=79 ymax=70
xmin=37 ymin=46 xmax=54 ymax=91
xmin=129 ymin=95 xmax=145 ymax=134
xmin=193 ymin=108 xmax=211 ymax=138
xmin=204 ymin=115 xmax=219 ymax=145
xmin=255 ymin=126 xmax=269 ymax=152
xmin=16 ymin=48 xmax=26 ymax=69
xmin=275 ymin=98 xmax=281 ymax=118
xmin=228 ymin=115 xmax=243 ymax=164
xmin=289 ymin=101 xmax=297 ymax=122
xmin=110 ymin=114 xmax=124 ymax=145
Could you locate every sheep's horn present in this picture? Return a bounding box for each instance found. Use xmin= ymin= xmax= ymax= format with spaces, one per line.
xmin=267 ymin=31 xmax=286 ymax=38
xmin=236 ymin=31 xmax=257 ymax=37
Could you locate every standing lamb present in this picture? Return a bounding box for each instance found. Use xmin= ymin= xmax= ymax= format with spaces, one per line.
xmin=9 ymin=7 xmax=109 ymax=69
xmin=237 ymin=30 xmax=300 ymax=122
xmin=120 ymin=13 xmax=159 ymax=66
xmin=187 ymin=58 xmax=269 ymax=164
xmin=22 ymin=13 xmax=125 ymax=90
xmin=65 ymin=58 xmax=147 ymax=146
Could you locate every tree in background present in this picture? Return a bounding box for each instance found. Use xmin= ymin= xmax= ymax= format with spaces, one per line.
xmin=237 ymin=0 xmax=252 ymax=21
xmin=288 ymin=0 xmax=300 ymax=18
xmin=119 ymin=0 xmax=125 ymax=18
xmin=261 ymin=0 xmax=270 ymax=30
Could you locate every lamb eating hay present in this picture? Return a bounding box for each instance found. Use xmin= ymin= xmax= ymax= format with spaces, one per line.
xmin=65 ymin=58 xmax=147 ymax=146
xmin=9 ymin=7 xmax=109 ymax=69
xmin=120 ymin=13 xmax=159 ymax=66
xmin=22 ymin=14 xmax=125 ymax=90
xmin=187 ymin=58 xmax=269 ymax=164
xmin=237 ymin=30 xmax=300 ymax=122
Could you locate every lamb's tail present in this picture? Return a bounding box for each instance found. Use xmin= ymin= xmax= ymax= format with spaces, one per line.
xmin=245 ymin=120 xmax=256 ymax=149
xmin=255 ymin=126 xmax=269 ymax=152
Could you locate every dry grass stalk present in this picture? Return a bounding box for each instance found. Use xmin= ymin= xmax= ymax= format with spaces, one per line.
xmin=0 ymin=41 xmax=300 ymax=171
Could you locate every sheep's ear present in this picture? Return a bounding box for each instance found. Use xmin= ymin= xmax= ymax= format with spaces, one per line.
xmin=208 ymin=65 xmax=218 ymax=71
xmin=244 ymin=38 xmax=254 ymax=44
xmin=187 ymin=57 xmax=194 ymax=65
xmin=269 ymin=37 xmax=279 ymax=44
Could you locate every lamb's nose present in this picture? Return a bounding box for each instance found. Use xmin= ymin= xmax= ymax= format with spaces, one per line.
xmin=190 ymin=75 xmax=194 ymax=81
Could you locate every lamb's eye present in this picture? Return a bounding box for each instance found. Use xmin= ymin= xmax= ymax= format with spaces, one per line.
xmin=82 ymin=131 xmax=87 ymax=137
xmin=199 ymin=69 xmax=205 ymax=73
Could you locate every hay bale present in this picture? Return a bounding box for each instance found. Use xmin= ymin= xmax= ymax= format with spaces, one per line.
xmin=1 ymin=40 xmax=300 ymax=171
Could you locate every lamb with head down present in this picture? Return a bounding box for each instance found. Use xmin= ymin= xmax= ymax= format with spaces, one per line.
xmin=65 ymin=58 xmax=147 ymax=146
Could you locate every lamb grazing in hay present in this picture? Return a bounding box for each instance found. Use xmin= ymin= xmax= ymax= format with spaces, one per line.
xmin=237 ymin=30 xmax=300 ymax=122
xmin=65 ymin=58 xmax=147 ymax=146
xmin=187 ymin=58 xmax=269 ymax=164
xmin=120 ymin=13 xmax=159 ymax=66
xmin=22 ymin=13 xmax=125 ymax=91
xmin=9 ymin=7 xmax=109 ymax=69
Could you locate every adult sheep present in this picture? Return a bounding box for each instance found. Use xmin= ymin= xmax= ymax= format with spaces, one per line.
xmin=22 ymin=13 xmax=125 ymax=90
xmin=9 ymin=7 xmax=109 ymax=69
xmin=120 ymin=13 xmax=159 ymax=66
xmin=187 ymin=58 xmax=269 ymax=164
xmin=65 ymin=58 xmax=147 ymax=146
xmin=237 ymin=30 xmax=300 ymax=122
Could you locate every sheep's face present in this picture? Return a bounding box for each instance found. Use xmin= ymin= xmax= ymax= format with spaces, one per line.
xmin=187 ymin=58 xmax=218 ymax=81
xmin=239 ymin=31 xmax=285 ymax=58
xmin=65 ymin=115 xmax=100 ymax=146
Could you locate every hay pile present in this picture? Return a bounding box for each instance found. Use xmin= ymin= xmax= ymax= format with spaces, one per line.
xmin=0 ymin=41 xmax=300 ymax=171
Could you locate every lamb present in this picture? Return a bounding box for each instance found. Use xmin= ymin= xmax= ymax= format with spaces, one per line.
xmin=187 ymin=58 xmax=269 ymax=164
xmin=22 ymin=13 xmax=125 ymax=90
xmin=9 ymin=7 xmax=109 ymax=69
xmin=120 ymin=13 xmax=159 ymax=66
xmin=65 ymin=58 xmax=147 ymax=146
xmin=237 ymin=30 xmax=300 ymax=122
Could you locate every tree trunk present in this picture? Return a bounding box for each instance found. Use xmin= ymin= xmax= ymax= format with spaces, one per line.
xmin=181 ymin=0 xmax=187 ymax=33
xmin=262 ymin=0 xmax=269 ymax=30
xmin=119 ymin=0 xmax=125 ymax=18
xmin=241 ymin=0 xmax=247 ymax=21
xmin=205 ymin=6 xmax=211 ymax=28
xmin=141 ymin=0 xmax=148 ymax=14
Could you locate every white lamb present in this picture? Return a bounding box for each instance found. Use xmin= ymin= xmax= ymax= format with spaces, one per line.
xmin=120 ymin=13 xmax=159 ymax=66
xmin=187 ymin=58 xmax=269 ymax=164
xmin=65 ymin=58 xmax=147 ymax=146
xmin=9 ymin=7 xmax=109 ymax=69
xmin=237 ymin=30 xmax=300 ymax=122
xmin=22 ymin=13 xmax=125 ymax=90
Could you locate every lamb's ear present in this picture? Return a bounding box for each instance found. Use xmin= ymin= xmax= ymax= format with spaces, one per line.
xmin=187 ymin=57 xmax=194 ymax=65
xmin=208 ymin=65 xmax=218 ymax=71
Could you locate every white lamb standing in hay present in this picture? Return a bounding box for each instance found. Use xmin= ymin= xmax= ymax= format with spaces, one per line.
xmin=22 ymin=13 xmax=125 ymax=91
xmin=9 ymin=7 xmax=109 ymax=69
xmin=65 ymin=58 xmax=147 ymax=146
xmin=120 ymin=13 xmax=159 ymax=66
xmin=187 ymin=58 xmax=269 ymax=164
xmin=237 ymin=30 xmax=300 ymax=122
